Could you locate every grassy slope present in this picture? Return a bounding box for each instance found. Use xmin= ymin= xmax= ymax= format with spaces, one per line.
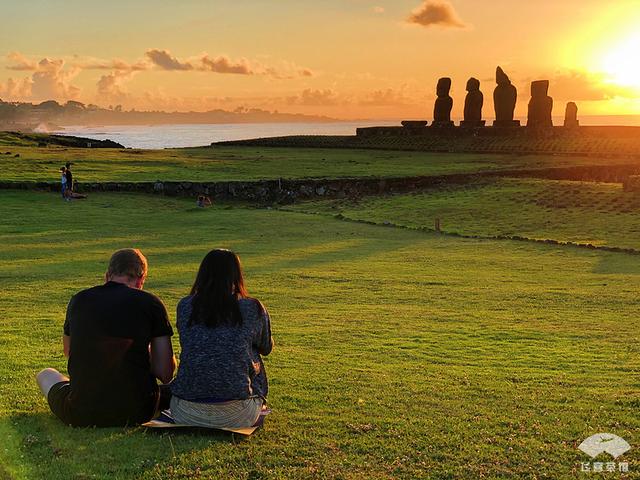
xmin=285 ymin=178 xmax=640 ymax=251
xmin=1 ymin=191 xmax=639 ymax=479
xmin=0 ymin=140 xmax=638 ymax=183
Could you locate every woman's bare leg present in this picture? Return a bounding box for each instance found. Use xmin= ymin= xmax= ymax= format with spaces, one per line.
xmin=36 ymin=368 xmax=69 ymax=397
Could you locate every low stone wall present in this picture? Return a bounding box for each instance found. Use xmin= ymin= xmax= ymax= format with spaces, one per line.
xmin=0 ymin=176 xmax=481 ymax=204
xmin=215 ymin=127 xmax=640 ymax=157
xmin=3 ymin=163 xmax=640 ymax=203
xmin=623 ymin=175 xmax=640 ymax=192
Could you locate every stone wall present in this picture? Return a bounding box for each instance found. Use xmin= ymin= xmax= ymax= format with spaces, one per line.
xmin=215 ymin=126 xmax=640 ymax=157
xmin=3 ymin=163 xmax=640 ymax=203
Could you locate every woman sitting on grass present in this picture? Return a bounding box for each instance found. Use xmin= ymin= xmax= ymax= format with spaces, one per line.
xmin=169 ymin=249 xmax=273 ymax=429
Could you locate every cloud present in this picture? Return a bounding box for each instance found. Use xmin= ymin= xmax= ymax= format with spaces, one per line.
xmin=145 ymin=49 xmax=194 ymax=71
xmin=373 ymin=6 xmax=385 ymax=14
xmin=201 ymin=55 xmax=253 ymax=75
xmin=1 ymin=55 xmax=80 ymax=101
xmin=0 ymin=77 xmax=32 ymax=98
xmin=517 ymin=70 xmax=639 ymax=103
xmin=6 ymin=52 xmax=38 ymax=71
xmin=359 ymin=88 xmax=412 ymax=106
xmin=260 ymin=62 xmax=315 ymax=80
xmin=7 ymin=52 xmax=150 ymax=73
xmin=145 ymin=48 xmax=313 ymax=78
xmin=547 ymin=70 xmax=638 ymax=101
xmin=283 ymin=86 xmax=419 ymax=108
xmin=407 ymin=0 xmax=467 ymax=28
xmin=286 ymin=88 xmax=342 ymax=106
xmin=96 ymin=70 xmax=137 ymax=102
xmin=30 ymin=58 xmax=81 ymax=100
xmin=76 ymin=57 xmax=149 ymax=72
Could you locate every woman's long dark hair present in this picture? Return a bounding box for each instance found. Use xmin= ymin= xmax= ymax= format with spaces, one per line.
xmin=189 ymin=249 xmax=248 ymax=327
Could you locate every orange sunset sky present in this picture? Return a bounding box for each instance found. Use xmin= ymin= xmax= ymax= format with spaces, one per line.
xmin=1 ymin=0 xmax=639 ymax=120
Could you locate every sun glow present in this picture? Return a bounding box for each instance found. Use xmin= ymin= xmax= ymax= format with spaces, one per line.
xmin=600 ymin=34 xmax=640 ymax=89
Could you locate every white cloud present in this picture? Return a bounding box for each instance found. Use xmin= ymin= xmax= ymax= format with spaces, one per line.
xmin=407 ymin=0 xmax=467 ymax=28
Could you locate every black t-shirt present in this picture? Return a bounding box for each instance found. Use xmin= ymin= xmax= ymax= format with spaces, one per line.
xmin=65 ymin=169 xmax=72 ymax=188
xmin=63 ymin=281 xmax=173 ymax=425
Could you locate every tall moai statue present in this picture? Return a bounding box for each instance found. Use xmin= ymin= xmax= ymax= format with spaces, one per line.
xmin=460 ymin=77 xmax=484 ymax=127
xmin=527 ymin=80 xmax=553 ymax=128
xmin=433 ymin=77 xmax=454 ymax=127
xmin=493 ymin=66 xmax=520 ymax=127
xmin=564 ymin=102 xmax=579 ymax=127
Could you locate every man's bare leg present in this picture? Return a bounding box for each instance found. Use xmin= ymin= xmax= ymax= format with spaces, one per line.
xmin=36 ymin=368 xmax=69 ymax=397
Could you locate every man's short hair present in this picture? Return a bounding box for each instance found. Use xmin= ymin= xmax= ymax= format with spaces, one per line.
xmin=107 ymin=248 xmax=148 ymax=279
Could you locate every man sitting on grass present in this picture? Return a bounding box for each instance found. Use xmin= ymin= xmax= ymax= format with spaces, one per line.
xmin=36 ymin=248 xmax=176 ymax=427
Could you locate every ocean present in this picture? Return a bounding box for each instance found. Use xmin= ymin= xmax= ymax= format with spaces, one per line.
xmin=55 ymin=116 xmax=640 ymax=149
xmin=53 ymin=121 xmax=398 ymax=149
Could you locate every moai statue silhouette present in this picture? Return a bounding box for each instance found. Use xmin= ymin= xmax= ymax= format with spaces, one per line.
xmin=433 ymin=77 xmax=454 ymax=127
xmin=527 ymin=80 xmax=553 ymax=128
xmin=564 ymin=101 xmax=579 ymax=127
xmin=493 ymin=66 xmax=520 ymax=127
xmin=461 ymin=77 xmax=484 ymax=127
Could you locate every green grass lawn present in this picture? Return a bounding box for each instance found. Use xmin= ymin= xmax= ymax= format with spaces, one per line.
xmin=1 ymin=191 xmax=639 ymax=479
xmin=285 ymin=178 xmax=640 ymax=251
xmin=0 ymin=140 xmax=637 ymax=183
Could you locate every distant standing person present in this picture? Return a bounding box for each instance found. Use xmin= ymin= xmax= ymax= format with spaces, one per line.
xmin=60 ymin=166 xmax=68 ymax=201
xmin=65 ymin=162 xmax=73 ymax=195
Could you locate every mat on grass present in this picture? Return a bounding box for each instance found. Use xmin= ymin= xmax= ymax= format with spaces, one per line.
xmin=142 ymin=407 xmax=271 ymax=436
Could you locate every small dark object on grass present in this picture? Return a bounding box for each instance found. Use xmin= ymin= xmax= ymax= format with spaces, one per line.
xmin=197 ymin=195 xmax=212 ymax=208
xmin=14 ymin=153 xmax=20 ymax=158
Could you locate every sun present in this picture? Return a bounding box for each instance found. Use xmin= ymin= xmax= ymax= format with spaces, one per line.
xmin=600 ymin=33 xmax=640 ymax=88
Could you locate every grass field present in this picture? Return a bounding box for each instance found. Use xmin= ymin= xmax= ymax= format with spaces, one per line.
xmin=1 ymin=190 xmax=639 ymax=479
xmin=1 ymin=139 xmax=638 ymax=183
xmin=285 ymin=178 xmax=640 ymax=251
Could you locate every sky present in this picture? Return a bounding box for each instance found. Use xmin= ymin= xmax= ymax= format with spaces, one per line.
xmin=1 ymin=0 xmax=639 ymax=119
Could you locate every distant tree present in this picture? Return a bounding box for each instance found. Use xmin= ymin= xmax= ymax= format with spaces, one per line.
xmin=0 ymin=101 xmax=17 ymax=121
xmin=64 ymin=101 xmax=86 ymax=117
xmin=65 ymin=100 xmax=85 ymax=110
xmin=114 ymin=105 xmax=122 ymax=112
xmin=37 ymin=100 xmax=63 ymax=113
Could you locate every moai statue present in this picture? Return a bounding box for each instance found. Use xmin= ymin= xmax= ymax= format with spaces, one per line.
xmin=527 ymin=80 xmax=553 ymax=128
xmin=564 ymin=102 xmax=579 ymax=127
xmin=493 ymin=66 xmax=520 ymax=127
xmin=460 ymin=77 xmax=484 ymax=127
xmin=433 ymin=77 xmax=454 ymax=127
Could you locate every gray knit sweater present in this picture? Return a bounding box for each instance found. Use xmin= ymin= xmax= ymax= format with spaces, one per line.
xmin=170 ymin=296 xmax=273 ymax=401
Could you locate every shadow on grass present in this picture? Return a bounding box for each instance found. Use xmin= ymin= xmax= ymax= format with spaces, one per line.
xmin=592 ymin=253 xmax=640 ymax=275
xmin=7 ymin=411 xmax=253 ymax=479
